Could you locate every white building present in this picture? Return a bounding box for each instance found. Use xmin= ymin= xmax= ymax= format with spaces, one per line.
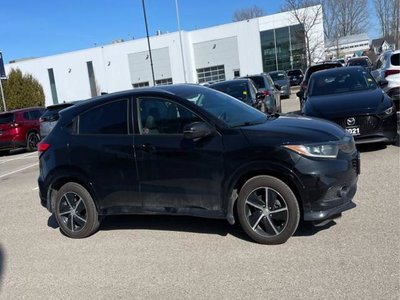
xmin=5 ymin=5 xmax=324 ymax=106
xmin=325 ymin=33 xmax=370 ymax=59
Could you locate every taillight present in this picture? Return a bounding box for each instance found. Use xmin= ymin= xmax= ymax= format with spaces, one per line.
xmin=300 ymin=81 xmax=308 ymax=91
xmin=38 ymin=142 xmax=50 ymax=155
xmin=262 ymin=90 xmax=270 ymax=96
xmin=384 ymin=69 xmax=400 ymax=77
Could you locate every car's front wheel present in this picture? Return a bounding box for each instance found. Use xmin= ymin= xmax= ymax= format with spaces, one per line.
xmin=237 ymin=175 xmax=300 ymax=244
xmin=54 ymin=182 xmax=100 ymax=238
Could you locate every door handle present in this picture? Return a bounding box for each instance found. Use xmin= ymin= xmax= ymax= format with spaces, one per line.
xmin=139 ymin=143 xmax=156 ymax=153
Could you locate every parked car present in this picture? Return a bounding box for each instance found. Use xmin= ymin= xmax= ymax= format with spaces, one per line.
xmin=38 ymin=84 xmax=359 ymax=244
xmin=209 ymin=79 xmax=268 ymax=112
xmin=0 ymin=107 xmax=45 ymax=155
xmin=346 ymin=56 xmax=373 ymax=73
xmin=40 ymin=102 xmax=79 ymax=139
xmin=371 ymin=50 xmax=400 ymax=111
xmin=297 ymin=61 xmax=342 ymax=107
xmin=287 ymin=69 xmax=304 ymax=86
xmin=302 ymin=67 xmax=397 ymax=144
xmin=241 ymin=74 xmax=281 ymax=113
xmin=268 ymin=71 xmax=291 ymax=98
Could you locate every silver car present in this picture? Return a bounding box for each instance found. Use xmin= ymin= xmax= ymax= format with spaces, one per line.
xmin=371 ymin=50 xmax=400 ymax=111
xmin=268 ymin=71 xmax=291 ymax=99
xmin=40 ymin=102 xmax=77 ymax=139
xmin=242 ymin=74 xmax=281 ymax=113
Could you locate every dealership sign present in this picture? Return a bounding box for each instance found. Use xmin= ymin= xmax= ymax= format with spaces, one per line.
xmin=0 ymin=52 xmax=6 ymax=79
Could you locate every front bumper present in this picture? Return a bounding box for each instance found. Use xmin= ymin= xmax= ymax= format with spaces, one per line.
xmin=294 ymin=151 xmax=359 ymax=222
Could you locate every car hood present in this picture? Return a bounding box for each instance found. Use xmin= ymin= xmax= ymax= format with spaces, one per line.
xmin=304 ymin=89 xmax=386 ymax=118
xmin=240 ymin=115 xmax=346 ymax=145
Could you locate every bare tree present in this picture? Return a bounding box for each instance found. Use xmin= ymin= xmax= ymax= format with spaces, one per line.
xmin=336 ymin=0 xmax=369 ymax=37
xmin=232 ymin=5 xmax=266 ymax=22
xmin=281 ymin=0 xmax=324 ymax=66
xmin=374 ymin=0 xmax=400 ymax=48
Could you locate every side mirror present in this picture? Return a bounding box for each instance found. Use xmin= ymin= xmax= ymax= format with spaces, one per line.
xmin=296 ymin=91 xmax=303 ymax=99
xmin=274 ymin=84 xmax=281 ymax=91
xmin=378 ymin=79 xmax=389 ymax=88
xmin=183 ymin=122 xmax=214 ymax=140
xmin=256 ymin=92 xmax=265 ymax=100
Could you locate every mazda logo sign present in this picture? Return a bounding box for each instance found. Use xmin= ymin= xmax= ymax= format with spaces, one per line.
xmin=347 ymin=117 xmax=356 ymax=126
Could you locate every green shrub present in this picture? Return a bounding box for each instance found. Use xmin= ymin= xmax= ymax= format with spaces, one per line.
xmin=0 ymin=68 xmax=45 ymax=111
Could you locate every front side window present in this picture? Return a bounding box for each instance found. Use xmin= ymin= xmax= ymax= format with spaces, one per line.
xmin=79 ymin=99 xmax=128 ymax=135
xmin=138 ymin=97 xmax=202 ymax=135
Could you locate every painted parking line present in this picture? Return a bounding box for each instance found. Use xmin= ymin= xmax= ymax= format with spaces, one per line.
xmin=0 ymin=153 xmax=37 ymax=165
xmin=32 ymin=187 xmax=39 ymax=191
xmin=0 ymin=163 xmax=39 ymax=179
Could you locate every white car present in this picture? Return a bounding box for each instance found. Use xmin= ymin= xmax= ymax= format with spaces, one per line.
xmin=371 ymin=50 xmax=400 ymax=111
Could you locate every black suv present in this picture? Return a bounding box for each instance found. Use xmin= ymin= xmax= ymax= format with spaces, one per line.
xmin=38 ymin=85 xmax=359 ymax=244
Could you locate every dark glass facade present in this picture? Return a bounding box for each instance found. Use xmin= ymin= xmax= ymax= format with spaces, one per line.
xmin=260 ymin=24 xmax=306 ymax=72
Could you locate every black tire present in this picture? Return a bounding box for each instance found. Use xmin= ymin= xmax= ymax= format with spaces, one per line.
xmin=54 ymin=182 xmax=100 ymax=238
xmin=237 ymin=175 xmax=300 ymax=244
xmin=26 ymin=132 xmax=40 ymax=152
xmin=0 ymin=150 xmax=10 ymax=156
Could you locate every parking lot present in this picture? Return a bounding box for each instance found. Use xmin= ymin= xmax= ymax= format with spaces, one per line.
xmin=0 ymin=93 xmax=399 ymax=299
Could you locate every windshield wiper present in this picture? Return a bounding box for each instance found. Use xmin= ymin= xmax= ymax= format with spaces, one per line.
xmin=231 ymin=120 xmax=265 ymax=128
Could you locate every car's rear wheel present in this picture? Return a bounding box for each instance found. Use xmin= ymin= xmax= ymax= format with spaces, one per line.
xmin=26 ymin=132 xmax=40 ymax=152
xmin=54 ymin=182 xmax=100 ymax=238
xmin=237 ymin=175 xmax=300 ymax=244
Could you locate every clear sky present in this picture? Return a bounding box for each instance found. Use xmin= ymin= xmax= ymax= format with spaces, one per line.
xmin=1 ymin=0 xmax=379 ymax=63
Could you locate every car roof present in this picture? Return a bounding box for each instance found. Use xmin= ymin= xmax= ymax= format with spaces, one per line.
xmin=309 ymin=66 xmax=367 ymax=78
xmin=209 ymin=79 xmax=251 ymax=86
xmin=7 ymin=107 xmax=44 ymax=113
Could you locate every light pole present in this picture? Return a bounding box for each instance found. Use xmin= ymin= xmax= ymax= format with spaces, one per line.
xmin=175 ymin=0 xmax=187 ymax=83
xmin=141 ymin=0 xmax=155 ymax=86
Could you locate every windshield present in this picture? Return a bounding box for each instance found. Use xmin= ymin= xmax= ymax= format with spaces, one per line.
xmin=269 ymin=72 xmax=286 ymax=81
xmin=0 ymin=113 xmax=15 ymax=124
xmin=165 ymin=85 xmax=268 ymax=127
xmin=348 ymin=59 xmax=369 ymax=67
xmin=287 ymin=70 xmax=302 ymax=76
xmin=308 ymin=68 xmax=377 ymax=96
xmin=247 ymin=76 xmax=265 ymax=89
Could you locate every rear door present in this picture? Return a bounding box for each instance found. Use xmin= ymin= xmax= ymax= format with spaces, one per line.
xmin=132 ymin=95 xmax=224 ymax=212
xmin=69 ymin=98 xmax=140 ymax=210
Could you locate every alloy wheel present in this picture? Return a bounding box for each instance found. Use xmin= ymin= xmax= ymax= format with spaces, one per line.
xmin=28 ymin=133 xmax=40 ymax=151
xmin=58 ymin=192 xmax=87 ymax=232
xmin=244 ymin=187 xmax=289 ymax=237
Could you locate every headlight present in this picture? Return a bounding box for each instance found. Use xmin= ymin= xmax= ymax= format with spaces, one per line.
xmin=284 ymin=143 xmax=339 ymax=158
xmin=384 ymin=106 xmax=394 ymax=115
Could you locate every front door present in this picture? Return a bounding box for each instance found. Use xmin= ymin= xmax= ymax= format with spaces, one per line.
xmin=133 ymin=96 xmax=224 ymax=212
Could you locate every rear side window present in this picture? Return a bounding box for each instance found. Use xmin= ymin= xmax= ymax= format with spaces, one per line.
xmin=0 ymin=113 xmax=14 ymax=124
xmin=79 ymin=99 xmax=128 ymax=135
xmin=287 ymin=70 xmax=302 ymax=76
xmin=391 ymin=54 xmax=399 ymax=66
xmin=29 ymin=109 xmax=44 ymax=119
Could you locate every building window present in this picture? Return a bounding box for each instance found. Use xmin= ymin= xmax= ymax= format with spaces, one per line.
xmin=155 ymin=78 xmax=173 ymax=86
xmin=260 ymin=24 xmax=306 ymax=72
xmin=132 ymin=82 xmax=150 ymax=88
xmin=233 ymin=69 xmax=241 ymax=77
xmin=47 ymin=68 xmax=58 ymax=104
xmin=197 ymin=65 xmax=225 ymax=83
xmin=86 ymin=61 xmax=97 ymax=97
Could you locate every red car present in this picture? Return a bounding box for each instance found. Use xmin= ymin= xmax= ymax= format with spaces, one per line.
xmin=0 ymin=107 xmax=45 ymax=155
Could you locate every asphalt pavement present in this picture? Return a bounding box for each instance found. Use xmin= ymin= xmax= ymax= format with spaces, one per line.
xmin=0 ymin=93 xmax=399 ymax=299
